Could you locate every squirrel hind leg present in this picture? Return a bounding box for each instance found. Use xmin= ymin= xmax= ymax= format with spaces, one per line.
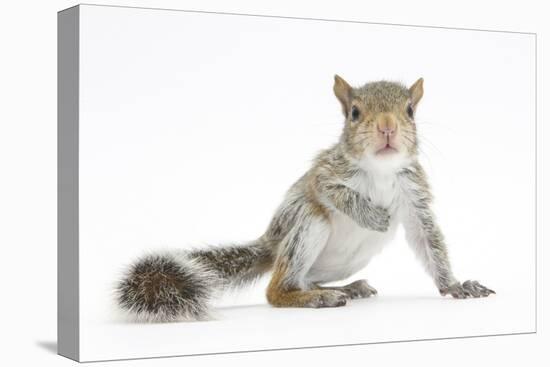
xmin=266 ymin=211 xmax=345 ymax=308
xmin=267 ymin=286 xmax=349 ymax=308
xmin=315 ymin=279 xmax=378 ymax=299
xmin=266 ymin=261 xmax=348 ymax=308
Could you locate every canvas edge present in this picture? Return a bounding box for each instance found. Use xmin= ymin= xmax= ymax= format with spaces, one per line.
xmin=57 ymin=5 xmax=80 ymax=362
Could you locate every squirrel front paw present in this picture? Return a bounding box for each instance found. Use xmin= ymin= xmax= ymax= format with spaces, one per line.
xmin=440 ymin=280 xmax=495 ymax=299
xmin=362 ymin=206 xmax=390 ymax=232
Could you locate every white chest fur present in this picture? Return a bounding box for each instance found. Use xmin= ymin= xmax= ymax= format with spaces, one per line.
xmin=306 ymin=170 xmax=401 ymax=284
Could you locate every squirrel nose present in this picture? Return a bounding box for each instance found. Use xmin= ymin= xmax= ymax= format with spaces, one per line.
xmin=377 ymin=125 xmax=396 ymax=137
xmin=377 ymin=114 xmax=397 ymax=137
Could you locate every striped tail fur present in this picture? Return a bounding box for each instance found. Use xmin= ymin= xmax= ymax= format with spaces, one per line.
xmin=115 ymin=239 xmax=274 ymax=322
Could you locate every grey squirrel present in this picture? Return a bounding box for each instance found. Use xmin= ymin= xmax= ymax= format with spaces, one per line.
xmin=115 ymin=75 xmax=494 ymax=322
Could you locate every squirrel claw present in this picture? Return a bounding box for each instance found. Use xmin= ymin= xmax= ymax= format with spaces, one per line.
xmin=440 ymin=280 xmax=495 ymax=299
xmin=308 ymin=290 xmax=348 ymax=308
xmin=368 ymin=206 xmax=390 ymax=232
xmin=343 ymin=279 xmax=378 ymax=299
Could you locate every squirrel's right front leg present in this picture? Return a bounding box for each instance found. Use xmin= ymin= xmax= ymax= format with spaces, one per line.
xmin=318 ymin=180 xmax=390 ymax=232
xmin=266 ymin=214 xmax=348 ymax=308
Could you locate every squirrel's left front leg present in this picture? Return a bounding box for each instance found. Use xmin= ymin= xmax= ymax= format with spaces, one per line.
xmin=398 ymin=163 xmax=495 ymax=298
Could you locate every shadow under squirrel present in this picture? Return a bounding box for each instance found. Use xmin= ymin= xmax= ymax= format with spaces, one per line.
xmin=115 ymin=75 xmax=494 ymax=322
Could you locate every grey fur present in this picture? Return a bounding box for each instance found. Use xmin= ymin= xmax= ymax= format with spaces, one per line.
xmin=356 ymin=81 xmax=411 ymax=112
xmin=115 ymin=241 xmax=273 ymax=322
xmin=115 ymin=76 xmax=494 ymax=321
xmin=313 ymin=149 xmax=391 ymax=231
xmin=398 ymin=162 xmax=456 ymax=290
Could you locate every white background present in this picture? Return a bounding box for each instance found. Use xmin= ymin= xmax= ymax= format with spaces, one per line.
xmin=0 ymin=0 xmax=547 ymax=366
xmin=75 ymin=4 xmax=536 ymax=362
xmin=75 ymin=6 xmax=535 ymax=360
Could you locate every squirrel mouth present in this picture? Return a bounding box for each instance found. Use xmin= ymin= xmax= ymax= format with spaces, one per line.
xmin=376 ymin=144 xmax=398 ymax=155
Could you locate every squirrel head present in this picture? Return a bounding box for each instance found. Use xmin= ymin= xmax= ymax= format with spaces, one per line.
xmin=333 ymin=75 xmax=423 ymax=170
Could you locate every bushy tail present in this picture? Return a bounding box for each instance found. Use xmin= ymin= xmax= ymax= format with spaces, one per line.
xmin=115 ymin=239 xmax=274 ymax=322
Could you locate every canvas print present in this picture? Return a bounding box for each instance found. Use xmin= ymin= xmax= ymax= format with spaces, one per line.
xmin=58 ymin=4 xmax=536 ymax=362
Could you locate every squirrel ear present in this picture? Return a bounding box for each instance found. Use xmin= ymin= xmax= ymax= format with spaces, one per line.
xmin=333 ymin=74 xmax=352 ymax=117
xmin=409 ymin=78 xmax=424 ymax=107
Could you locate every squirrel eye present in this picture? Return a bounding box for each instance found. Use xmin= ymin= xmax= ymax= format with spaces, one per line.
xmin=351 ymin=106 xmax=360 ymax=121
xmin=407 ymin=104 xmax=414 ymax=119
